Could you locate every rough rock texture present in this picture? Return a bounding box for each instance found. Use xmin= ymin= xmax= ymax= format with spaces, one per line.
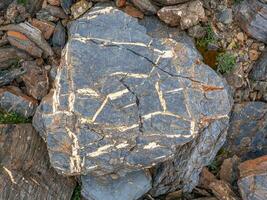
xmin=238 ymin=156 xmax=267 ymax=200
xmin=151 ymin=0 xmax=191 ymax=6
xmin=21 ymin=61 xmax=49 ymax=100
xmin=157 ymin=0 xmax=205 ymax=29
xmin=0 ymin=0 xmax=13 ymax=11
xmin=250 ymin=51 xmax=267 ymax=82
xmin=0 ymin=124 xmax=76 ymax=200
xmin=33 ymin=4 xmax=232 ymax=196
xmin=224 ymin=102 xmax=267 ymax=161
xmin=131 ymin=0 xmax=158 ymax=15
xmin=82 ymin=170 xmax=152 ymax=200
xmin=0 ymin=86 xmax=38 ymax=118
xmin=235 ymin=0 xmax=267 ymax=44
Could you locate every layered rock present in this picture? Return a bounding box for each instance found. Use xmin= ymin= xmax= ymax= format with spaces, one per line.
xmin=33 ymin=4 xmax=232 ymax=198
xmin=224 ymin=102 xmax=267 ymax=161
xmin=0 ymin=124 xmax=76 ymax=200
xmin=238 ymin=156 xmax=267 ymax=200
xmin=235 ymin=0 xmax=267 ymax=43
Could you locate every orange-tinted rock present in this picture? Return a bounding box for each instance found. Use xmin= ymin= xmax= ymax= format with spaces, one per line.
xmin=115 ymin=0 xmax=126 ymax=8
xmin=238 ymin=156 xmax=267 ymax=200
xmin=47 ymin=0 xmax=60 ymax=6
xmin=31 ymin=18 xmax=55 ymax=39
xmin=122 ymin=4 xmax=144 ymax=19
xmin=7 ymin=31 xmax=43 ymax=57
xmin=219 ymin=156 xmax=240 ymax=184
xmin=238 ymin=155 xmax=267 ymax=178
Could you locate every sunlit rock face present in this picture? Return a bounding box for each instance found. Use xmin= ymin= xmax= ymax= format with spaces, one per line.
xmin=33 ymin=4 xmax=232 ymax=179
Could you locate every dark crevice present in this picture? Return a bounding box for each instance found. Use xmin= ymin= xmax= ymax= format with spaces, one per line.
xmin=119 ymin=78 xmax=144 ymax=133
xmin=87 ymin=38 xmax=205 ymax=84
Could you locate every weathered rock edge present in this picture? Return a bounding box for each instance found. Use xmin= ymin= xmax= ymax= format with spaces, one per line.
xmin=0 ymin=124 xmax=76 ymax=200
xmin=33 ymin=3 xmax=232 ymax=196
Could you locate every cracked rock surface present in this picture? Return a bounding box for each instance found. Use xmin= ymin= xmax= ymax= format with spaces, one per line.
xmin=33 ymin=3 xmax=232 ymax=188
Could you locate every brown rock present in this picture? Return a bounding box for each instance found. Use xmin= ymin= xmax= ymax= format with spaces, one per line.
xmin=115 ymin=0 xmax=126 ymax=8
xmin=238 ymin=156 xmax=267 ymax=200
xmin=0 ymin=47 xmax=32 ymax=70
xmin=209 ymin=180 xmax=239 ymax=200
xmin=199 ymin=167 xmax=216 ymax=189
xmin=219 ymin=156 xmax=240 ymax=184
xmin=0 ymin=22 xmax=54 ymax=57
xmin=21 ymin=61 xmax=49 ymax=100
xmin=236 ymin=32 xmax=245 ymax=43
xmin=157 ymin=0 xmax=205 ymax=29
xmin=7 ymin=31 xmax=43 ymax=57
xmin=31 ymin=18 xmax=55 ymax=39
xmin=238 ymin=155 xmax=267 ymax=178
xmin=122 ymin=4 xmax=144 ymax=19
xmin=0 ymin=124 xmax=76 ymax=200
xmin=165 ymin=190 xmax=183 ymax=200
xmin=0 ymin=86 xmax=38 ymax=118
xmin=249 ymin=49 xmax=260 ymax=61
xmin=47 ymin=0 xmax=60 ymax=6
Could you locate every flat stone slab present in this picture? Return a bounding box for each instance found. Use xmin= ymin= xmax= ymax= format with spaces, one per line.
xmin=33 ymin=4 xmax=232 ymax=177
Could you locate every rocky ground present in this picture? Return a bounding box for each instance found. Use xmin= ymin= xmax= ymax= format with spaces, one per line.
xmin=0 ymin=0 xmax=266 ymax=200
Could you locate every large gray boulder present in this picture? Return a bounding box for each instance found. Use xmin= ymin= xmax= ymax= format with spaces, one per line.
xmin=33 ymin=3 xmax=232 ymax=198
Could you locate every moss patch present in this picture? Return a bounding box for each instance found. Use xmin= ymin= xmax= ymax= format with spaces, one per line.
xmin=71 ymin=184 xmax=81 ymax=200
xmin=216 ymin=52 xmax=237 ymax=74
xmin=0 ymin=111 xmax=31 ymax=124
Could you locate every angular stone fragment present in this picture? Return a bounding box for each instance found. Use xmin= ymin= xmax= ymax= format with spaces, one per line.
xmin=224 ymin=102 xmax=267 ymax=160
xmin=33 ymin=4 xmax=232 ymax=196
xmin=31 ymin=18 xmax=56 ymax=39
xmin=0 ymin=124 xmax=76 ymax=200
xmin=45 ymin=5 xmax=68 ymax=19
xmin=209 ymin=180 xmax=239 ymax=200
xmin=81 ymin=170 xmax=152 ymax=200
xmin=250 ymin=51 xmax=267 ymax=82
xmin=25 ymin=0 xmax=44 ymax=14
xmin=0 ymin=47 xmax=32 ymax=70
xmin=0 ymin=22 xmax=54 ymax=56
xmin=0 ymin=67 xmax=27 ymax=87
xmin=61 ymin=0 xmax=74 ymax=14
xmin=151 ymin=0 xmax=190 ymax=6
xmin=157 ymin=0 xmax=205 ymax=29
xmin=21 ymin=61 xmax=49 ymax=100
xmin=0 ymin=86 xmax=38 ymax=118
xmin=52 ymin=21 xmax=66 ymax=48
xmin=7 ymin=31 xmax=43 ymax=57
xmin=71 ymin=0 xmax=93 ymax=19
xmin=236 ymin=0 xmax=267 ymax=43
xmin=131 ymin=0 xmax=158 ymax=15
xmin=238 ymin=156 xmax=267 ymax=200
